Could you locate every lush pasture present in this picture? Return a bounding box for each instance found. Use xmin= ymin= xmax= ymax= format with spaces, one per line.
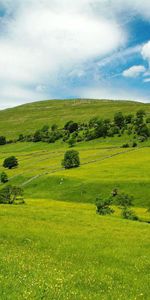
xmin=0 ymin=141 xmax=150 ymax=207
xmin=0 ymin=99 xmax=150 ymax=300
xmin=0 ymin=199 xmax=149 ymax=300
xmin=1 ymin=99 xmax=150 ymax=138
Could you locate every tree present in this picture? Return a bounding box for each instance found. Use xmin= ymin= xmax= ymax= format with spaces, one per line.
xmin=3 ymin=156 xmax=18 ymax=169
xmin=0 ymin=172 xmax=8 ymax=183
xmin=62 ymin=150 xmax=80 ymax=169
xmin=115 ymin=193 xmax=133 ymax=207
xmin=64 ymin=121 xmax=78 ymax=133
xmin=68 ymin=137 xmax=76 ymax=147
xmin=0 ymin=136 xmax=6 ymax=145
xmin=41 ymin=125 xmax=49 ymax=133
xmin=51 ymin=124 xmax=58 ymax=131
xmin=33 ymin=130 xmax=42 ymax=142
xmin=96 ymin=195 xmax=114 ymax=215
xmin=114 ymin=112 xmax=125 ymax=129
xmin=0 ymin=185 xmax=24 ymax=204
xmin=136 ymin=109 xmax=145 ymax=119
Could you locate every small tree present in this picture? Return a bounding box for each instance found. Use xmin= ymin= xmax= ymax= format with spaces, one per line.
xmin=62 ymin=150 xmax=80 ymax=169
xmin=0 ymin=185 xmax=24 ymax=204
xmin=68 ymin=137 xmax=76 ymax=148
xmin=0 ymin=172 xmax=8 ymax=183
xmin=96 ymin=195 xmax=114 ymax=215
xmin=0 ymin=136 xmax=6 ymax=145
xmin=115 ymin=193 xmax=139 ymax=221
xmin=3 ymin=156 xmax=18 ymax=169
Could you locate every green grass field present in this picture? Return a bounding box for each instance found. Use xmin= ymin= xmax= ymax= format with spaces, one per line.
xmin=0 ymin=99 xmax=150 ymax=299
xmin=0 ymin=199 xmax=149 ymax=300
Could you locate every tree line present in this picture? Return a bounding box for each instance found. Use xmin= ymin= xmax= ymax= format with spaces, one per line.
xmin=1 ymin=109 xmax=150 ymax=147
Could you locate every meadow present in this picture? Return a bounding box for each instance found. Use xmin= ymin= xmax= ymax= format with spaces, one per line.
xmin=0 ymin=99 xmax=150 ymax=299
xmin=0 ymin=199 xmax=149 ymax=300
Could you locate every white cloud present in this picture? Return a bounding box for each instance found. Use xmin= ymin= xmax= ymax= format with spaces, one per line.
xmin=142 ymin=41 xmax=150 ymax=63
xmin=143 ymin=78 xmax=150 ymax=83
xmin=122 ymin=65 xmax=146 ymax=78
xmin=1 ymin=0 xmax=150 ymax=106
xmin=0 ymin=0 xmax=126 ymax=106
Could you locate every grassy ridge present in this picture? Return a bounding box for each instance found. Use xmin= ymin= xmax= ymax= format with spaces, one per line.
xmin=1 ymin=99 xmax=150 ymax=138
xmin=0 ymin=199 xmax=149 ymax=300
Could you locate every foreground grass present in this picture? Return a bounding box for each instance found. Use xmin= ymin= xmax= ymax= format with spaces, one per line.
xmin=0 ymin=199 xmax=149 ymax=300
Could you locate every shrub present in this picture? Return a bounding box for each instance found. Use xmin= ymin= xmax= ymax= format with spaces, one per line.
xmin=96 ymin=195 xmax=114 ymax=215
xmin=0 ymin=185 xmax=24 ymax=205
xmin=0 ymin=172 xmax=8 ymax=183
xmin=132 ymin=141 xmax=137 ymax=147
xmin=68 ymin=137 xmax=76 ymax=147
xmin=115 ymin=193 xmax=134 ymax=207
xmin=0 ymin=136 xmax=6 ymax=145
xmin=62 ymin=150 xmax=80 ymax=169
xmin=121 ymin=207 xmax=139 ymax=221
xmin=64 ymin=121 xmax=78 ymax=133
xmin=122 ymin=143 xmax=129 ymax=148
xmin=3 ymin=156 xmax=18 ymax=169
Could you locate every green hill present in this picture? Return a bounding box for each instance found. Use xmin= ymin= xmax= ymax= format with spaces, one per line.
xmin=1 ymin=99 xmax=150 ymax=138
xmin=0 ymin=99 xmax=150 ymax=299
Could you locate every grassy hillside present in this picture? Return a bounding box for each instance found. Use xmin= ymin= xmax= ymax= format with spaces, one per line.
xmin=0 ymin=199 xmax=149 ymax=300
xmin=0 ymin=140 xmax=150 ymax=207
xmin=1 ymin=99 xmax=150 ymax=138
xmin=0 ymin=99 xmax=150 ymax=299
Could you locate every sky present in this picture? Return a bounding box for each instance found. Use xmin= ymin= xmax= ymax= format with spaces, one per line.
xmin=0 ymin=0 xmax=150 ymax=108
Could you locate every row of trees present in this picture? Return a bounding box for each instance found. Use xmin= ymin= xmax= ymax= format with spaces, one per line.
xmin=1 ymin=109 xmax=149 ymax=148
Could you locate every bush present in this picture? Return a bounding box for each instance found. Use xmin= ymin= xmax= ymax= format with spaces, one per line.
xmin=132 ymin=141 xmax=137 ymax=147
xmin=0 ymin=185 xmax=24 ymax=205
xmin=122 ymin=143 xmax=129 ymax=148
xmin=3 ymin=156 xmax=18 ymax=169
xmin=68 ymin=137 xmax=76 ymax=147
xmin=0 ymin=172 xmax=8 ymax=183
xmin=115 ymin=193 xmax=134 ymax=207
xmin=0 ymin=136 xmax=6 ymax=145
xmin=62 ymin=150 xmax=80 ymax=169
xmin=96 ymin=196 xmax=114 ymax=215
xmin=64 ymin=121 xmax=78 ymax=133
xmin=121 ymin=207 xmax=139 ymax=221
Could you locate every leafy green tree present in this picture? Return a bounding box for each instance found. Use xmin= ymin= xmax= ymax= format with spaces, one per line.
xmin=0 ymin=185 xmax=24 ymax=204
xmin=33 ymin=130 xmax=42 ymax=142
xmin=115 ymin=193 xmax=133 ymax=207
xmin=64 ymin=121 xmax=78 ymax=133
xmin=68 ymin=137 xmax=76 ymax=147
xmin=96 ymin=195 xmax=114 ymax=215
xmin=0 ymin=172 xmax=8 ymax=183
xmin=41 ymin=125 xmax=49 ymax=133
xmin=121 ymin=207 xmax=139 ymax=221
xmin=62 ymin=150 xmax=80 ymax=169
xmin=114 ymin=112 xmax=125 ymax=129
xmin=51 ymin=124 xmax=58 ymax=131
xmin=136 ymin=109 xmax=145 ymax=119
xmin=3 ymin=156 xmax=18 ymax=169
xmin=0 ymin=136 xmax=6 ymax=145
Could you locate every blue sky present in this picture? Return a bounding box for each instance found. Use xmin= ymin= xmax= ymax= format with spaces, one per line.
xmin=0 ymin=0 xmax=150 ymax=108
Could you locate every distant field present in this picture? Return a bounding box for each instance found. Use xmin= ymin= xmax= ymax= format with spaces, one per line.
xmin=0 ymin=199 xmax=149 ymax=300
xmin=1 ymin=99 xmax=150 ymax=138
xmin=0 ymin=140 xmax=150 ymax=207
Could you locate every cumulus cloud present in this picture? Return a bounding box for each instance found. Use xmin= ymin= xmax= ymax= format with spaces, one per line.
xmin=0 ymin=0 xmax=126 ymax=106
xmin=1 ymin=0 xmax=150 ymax=106
xmin=122 ymin=65 xmax=146 ymax=78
